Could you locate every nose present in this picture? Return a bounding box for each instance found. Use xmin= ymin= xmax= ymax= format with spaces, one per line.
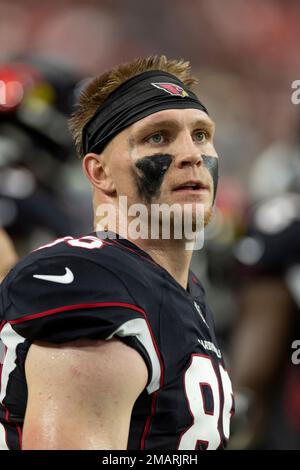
xmin=172 ymin=132 xmax=203 ymax=169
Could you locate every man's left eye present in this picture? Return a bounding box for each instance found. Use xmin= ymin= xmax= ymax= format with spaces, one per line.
xmin=194 ymin=131 xmax=206 ymax=142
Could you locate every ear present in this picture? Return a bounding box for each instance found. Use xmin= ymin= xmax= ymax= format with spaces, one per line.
xmin=82 ymin=153 xmax=116 ymax=195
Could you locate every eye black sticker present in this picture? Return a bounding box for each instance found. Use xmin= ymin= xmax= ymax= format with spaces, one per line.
xmin=202 ymin=155 xmax=219 ymax=202
xmin=134 ymin=154 xmax=173 ymax=203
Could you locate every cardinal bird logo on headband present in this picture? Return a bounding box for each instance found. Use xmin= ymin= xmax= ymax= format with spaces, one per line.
xmin=151 ymin=82 xmax=189 ymax=97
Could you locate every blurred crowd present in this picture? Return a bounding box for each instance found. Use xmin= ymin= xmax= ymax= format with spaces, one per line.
xmin=0 ymin=0 xmax=299 ymax=449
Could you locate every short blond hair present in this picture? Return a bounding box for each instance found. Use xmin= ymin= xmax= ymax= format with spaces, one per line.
xmin=69 ymin=55 xmax=197 ymax=158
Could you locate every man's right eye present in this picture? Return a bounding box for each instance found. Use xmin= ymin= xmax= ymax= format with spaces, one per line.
xmin=147 ymin=133 xmax=164 ymax=144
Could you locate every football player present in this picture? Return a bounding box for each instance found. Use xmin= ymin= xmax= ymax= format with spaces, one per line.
xmin=0 ymin=55 xmax=233 ymax=450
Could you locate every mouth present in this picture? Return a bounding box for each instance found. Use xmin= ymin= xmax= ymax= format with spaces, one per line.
xmin=172 ymin=180 xmax=209 ymax=193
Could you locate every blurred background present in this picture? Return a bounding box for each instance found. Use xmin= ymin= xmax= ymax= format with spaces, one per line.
xmin=0 ymin=0 xmax=300 ymax=449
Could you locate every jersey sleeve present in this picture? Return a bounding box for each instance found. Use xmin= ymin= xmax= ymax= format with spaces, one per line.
xmin=1 ymin=254 xmax=160 ymax=393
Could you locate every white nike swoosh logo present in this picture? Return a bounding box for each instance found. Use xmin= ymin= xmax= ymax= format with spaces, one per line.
xmin=33 ymin=267 xmax=74 ymax=284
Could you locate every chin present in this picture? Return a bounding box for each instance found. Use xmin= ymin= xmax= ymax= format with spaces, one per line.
xmin=163 ymin=204 xmax=212 ymax=240
xmin=187 ymin=207 xmax=213 ymax=233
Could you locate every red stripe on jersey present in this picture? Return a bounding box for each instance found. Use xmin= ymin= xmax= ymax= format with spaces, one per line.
xmin=0 ymin=320 xmax=5 ymax=333
xmin=4 ymin=406 xmax=9 ymax=449
xmin=9 ymin=302 xmax=146 ymax=325
xmin=140 ymin=391 xmax=157 ymax=450
xmin=3 ymin=404 xmax=22 ymax=450
xmin=140 ymin=314 xmax=164 ymax=389
xmin=16 ymin=422 xmax=22 ymax=449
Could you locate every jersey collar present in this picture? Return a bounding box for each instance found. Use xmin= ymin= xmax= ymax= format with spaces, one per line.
xmin=93 ymin=231 xmax=204 ymax=299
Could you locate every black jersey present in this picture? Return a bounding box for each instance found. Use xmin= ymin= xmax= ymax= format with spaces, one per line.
xmin=0 ymin=233 xmax=233 ymax=450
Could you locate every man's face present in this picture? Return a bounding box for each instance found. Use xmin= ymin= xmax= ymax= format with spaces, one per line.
xmin=102 ymin=108 xmax=218 ymax=230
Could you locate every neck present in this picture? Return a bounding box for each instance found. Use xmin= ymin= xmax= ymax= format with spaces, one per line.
xmin=129 ymin=236 xmax=194 ymax=289
xmin=93 ymin=197 xmax=196 ymax=289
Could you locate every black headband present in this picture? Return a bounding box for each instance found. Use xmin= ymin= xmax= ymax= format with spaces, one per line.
xmin=82 ymin=70 xmax=209 ymax=154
